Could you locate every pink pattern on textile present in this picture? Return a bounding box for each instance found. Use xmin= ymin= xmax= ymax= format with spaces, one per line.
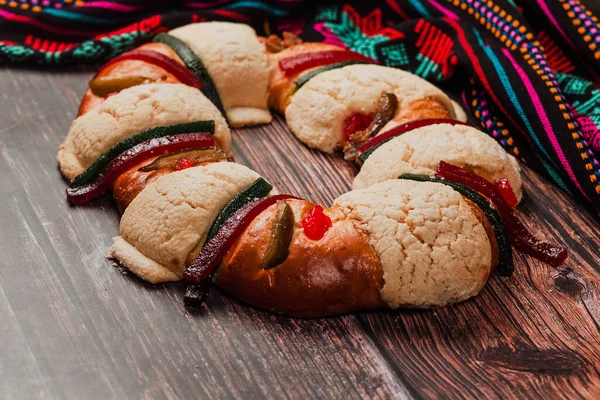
xmin=78 ymin=2 xmax=143 ymax=11
xmin=0 ymin=9 xmax=98 ymax=36
xmin=502 ymin=48 xmax=589 ymax=200
xmin=184 ymin=0 xmax=233 ymax=8
xmin=427 ymin=0 xmax=459 ymax=20
xmin=313 ymin=22 xmax=347 ymax=48
xmin=536 ymin=0 xmax=576 ymax=49
xmin=571 ymin=109 xmax=600 ymax=154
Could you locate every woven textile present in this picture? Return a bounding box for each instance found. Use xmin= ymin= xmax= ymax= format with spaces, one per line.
xmin=2 ymin=0 xmax=600 ymax=216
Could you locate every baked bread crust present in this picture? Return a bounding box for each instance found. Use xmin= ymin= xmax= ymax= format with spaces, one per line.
xmin=108 ymin=162 xmax=261 ymax=282
xmin=58 ymin=83 xmax=231 ymax=180
xmin=77 ymin=42 xmax=183 ymax=116
xmin=354 ymin=123 xmax=523 ymax=202
xmin=265 ymin=42 xmax=344 ymax=114
xmin=334 ymin=179 xmax=495 ymax=309
xmin=216 ymin=200 xmax=386 ymax=317
xmin=170 ymin=22 xmax=272 ymax=127
xmin=285 ymin=64 xmax=455 ymax=153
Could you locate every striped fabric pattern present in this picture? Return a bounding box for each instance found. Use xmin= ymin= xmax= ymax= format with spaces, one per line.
xmin=1 ymin=0 xmax=600 ymax=217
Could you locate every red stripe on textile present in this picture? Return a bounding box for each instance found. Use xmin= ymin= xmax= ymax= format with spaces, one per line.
xmin=0 ymin=9 xmax=99 ymax=37
xmin=212 ymin=9 xmax=250 ymax=21
xmin=385 ymin=0 xmax=410 ymax=20
xmin=444 ymin=17 xmax=519 ymax=129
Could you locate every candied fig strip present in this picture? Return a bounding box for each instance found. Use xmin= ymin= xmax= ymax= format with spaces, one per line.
xmin=343 ymin=93 xmax=398 ymax=161
xmin=138 ymin=147 xmax=228 ymax=172
xmin=262 ymin=201 xmax=295 ymax=270
xmin=66 ymin=132 xmax=214 ymax=205
xmin=436 ymin=161 xmax=567 ymax=267
xmin=184 ymin=194 xmax=300 ymax=284
xmin=369 ymin=93 xmax=399 ymax=137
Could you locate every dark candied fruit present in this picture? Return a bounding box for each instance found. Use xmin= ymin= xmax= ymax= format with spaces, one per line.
xmin=436 ymin=161 xmax=567 ymax=267
xmin=343 ymin=93 xmax=398 ymax=161
xmin=368 ymin=93 xmax=398 ymax=138
xmin=262 ymin=201 xmax=295 ymax=270
xmin=184 ymin=194 xmax=300 ymax=284
xmin=66 ymin=132 xmax=214 ymax=205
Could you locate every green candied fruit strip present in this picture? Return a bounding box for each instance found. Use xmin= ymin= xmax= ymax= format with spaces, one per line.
xmin=190 ymin=177 xmax=274 ymax=289
xmin=294 ymin=60 xmax=372 ymax=89
xmin=69 ymin=120 xmax=215 ymax=187
xmin=357 ymin=140 xmax=389 ymax=165
xmin=205 ymin=177 xmax=273 ymax=243
xmin=153 ymin=33 xmax=226 ymax=119
xmin=398 ymin=173 xmax=514 ymax=276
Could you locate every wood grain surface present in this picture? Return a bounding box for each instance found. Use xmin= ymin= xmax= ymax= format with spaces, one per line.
xmin=1 ymin=65 xmax=599 ymax=400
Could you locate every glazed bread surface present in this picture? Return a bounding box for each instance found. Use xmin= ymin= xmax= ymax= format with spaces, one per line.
xmin=217 ymin=199 xmax=385 ymax=317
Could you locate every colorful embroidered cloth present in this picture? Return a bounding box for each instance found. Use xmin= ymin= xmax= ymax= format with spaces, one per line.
xmin=2 ymin=0 xmax=600 ymax=217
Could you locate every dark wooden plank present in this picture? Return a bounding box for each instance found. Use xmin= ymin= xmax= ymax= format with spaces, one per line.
xmin=1 ymin=63 xmax=599 ymax=400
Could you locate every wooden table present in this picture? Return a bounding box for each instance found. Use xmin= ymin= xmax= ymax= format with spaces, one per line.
xmin=1 ymin=65 xmax=599 ymax=400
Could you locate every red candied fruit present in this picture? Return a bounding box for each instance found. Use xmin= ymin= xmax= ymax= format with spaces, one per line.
xmin=279 ymin=50 xmax=376 ymax=77
xmin=496 ymin=178 xmax=518 ymax=207
xmin=176 ymin=158 xmax=194 ymax=170
xmin=302 ymin=205 xmax=332 ymax=240
xmin=343 ymin=113 xmax=374 ymax=141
